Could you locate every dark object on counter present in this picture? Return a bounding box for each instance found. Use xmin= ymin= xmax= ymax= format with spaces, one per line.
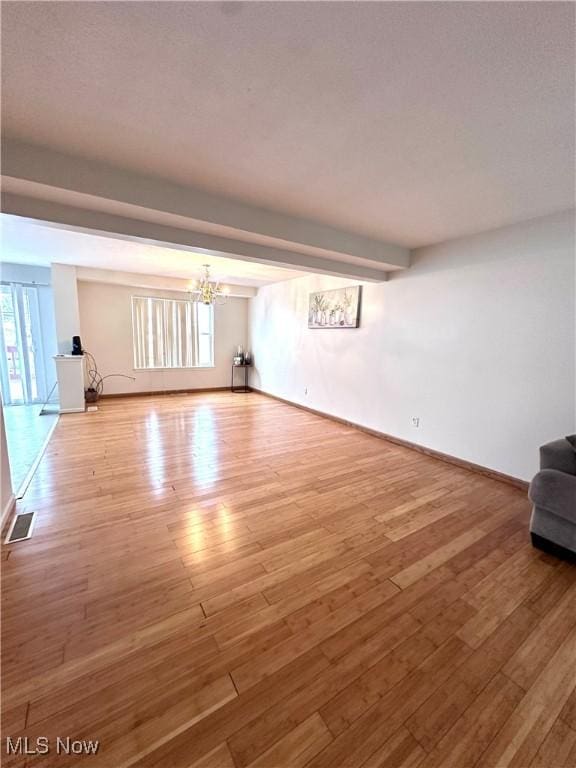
xmin=72 ymin=335 xmax=83 ymax=355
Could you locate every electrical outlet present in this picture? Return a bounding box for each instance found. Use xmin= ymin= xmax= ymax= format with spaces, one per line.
xmin=411 ymin=417 xmax=420 ymax=428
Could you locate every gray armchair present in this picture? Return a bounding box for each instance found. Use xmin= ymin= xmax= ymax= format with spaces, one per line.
xmin=529 ymin=436 xmax=576 ymax=560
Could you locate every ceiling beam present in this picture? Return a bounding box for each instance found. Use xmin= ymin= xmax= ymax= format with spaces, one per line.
xmin=1 ymin=139 xmax=409 ymax=276
xmin=1 ymin=193 xmax=391 ymax=283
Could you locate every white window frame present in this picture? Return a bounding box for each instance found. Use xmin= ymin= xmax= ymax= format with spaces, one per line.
xmin=131 ymin=295 xmax=215 ymax=370
xmin=195 ymin=301 xmax=215 ymax=370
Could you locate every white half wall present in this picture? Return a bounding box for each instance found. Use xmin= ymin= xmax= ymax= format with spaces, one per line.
xmin=0 ymin=401 xmax=14 ymax=529
xmin=78 ymin=280 xmax=248 ymax=394
xmin=249 ymin=210 xmax=576 ymax=481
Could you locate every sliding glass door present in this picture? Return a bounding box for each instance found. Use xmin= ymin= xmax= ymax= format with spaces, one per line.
xmin=0 ymin=283 xmax=47 ymax=405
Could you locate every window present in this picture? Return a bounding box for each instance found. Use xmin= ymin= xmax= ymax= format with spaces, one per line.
xmin=132 ymin=296 xmax=214 ymax=369
xmin=0 ymin=283 xmax=46 ymax=404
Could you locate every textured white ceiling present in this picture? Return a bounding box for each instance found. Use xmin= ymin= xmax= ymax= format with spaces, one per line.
xmin=0 ymin=215 xmax=306 ymax=286
xmin=1 ymin=2 xmax=574 ymax=247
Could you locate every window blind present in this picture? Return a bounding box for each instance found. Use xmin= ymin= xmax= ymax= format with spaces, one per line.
xmin=132 ymin=296 xmax=212 ymax=369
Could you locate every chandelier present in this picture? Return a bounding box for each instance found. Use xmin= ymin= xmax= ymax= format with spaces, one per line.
xmin=191 ymin=265 xmax=228 ymax=306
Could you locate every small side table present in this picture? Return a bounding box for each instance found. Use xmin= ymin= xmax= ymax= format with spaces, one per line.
xmin=231 ymin=364 xmax=251 ymax=393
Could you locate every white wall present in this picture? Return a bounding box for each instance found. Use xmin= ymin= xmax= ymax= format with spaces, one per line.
xmin=78 ymin=280 xmax=248 ymax=394
xmin=76 ymin=267 xmax=257 ymax=299
xmin=249 ymin=210 xmax=576 ymax=481
xmin=52 ymin=263 xmax=81 ymax=354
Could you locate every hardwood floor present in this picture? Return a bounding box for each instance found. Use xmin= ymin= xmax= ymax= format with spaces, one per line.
xmin=1 ymin=392 xmax=575 ymax=768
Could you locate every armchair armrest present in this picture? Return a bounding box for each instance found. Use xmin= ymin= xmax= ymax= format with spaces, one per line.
xmin=540 ymin=438 xmax=576 ymax=476
xmin=529 ymin=469 xmax=576 ymax=523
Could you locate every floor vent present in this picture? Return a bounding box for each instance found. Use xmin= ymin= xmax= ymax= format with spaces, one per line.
xmin=5 ymin=512 xmax=36 ymax=544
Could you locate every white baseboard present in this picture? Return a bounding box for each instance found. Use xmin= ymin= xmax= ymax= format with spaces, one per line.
xmin=15 ymin=415 xmax=59 ymax=499
xmin=1 ymin=494 xmax=16 ymax=534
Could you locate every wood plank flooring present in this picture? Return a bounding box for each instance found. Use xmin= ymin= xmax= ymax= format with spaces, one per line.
xmin=1 ymin=392 xmax=575 ymax=767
